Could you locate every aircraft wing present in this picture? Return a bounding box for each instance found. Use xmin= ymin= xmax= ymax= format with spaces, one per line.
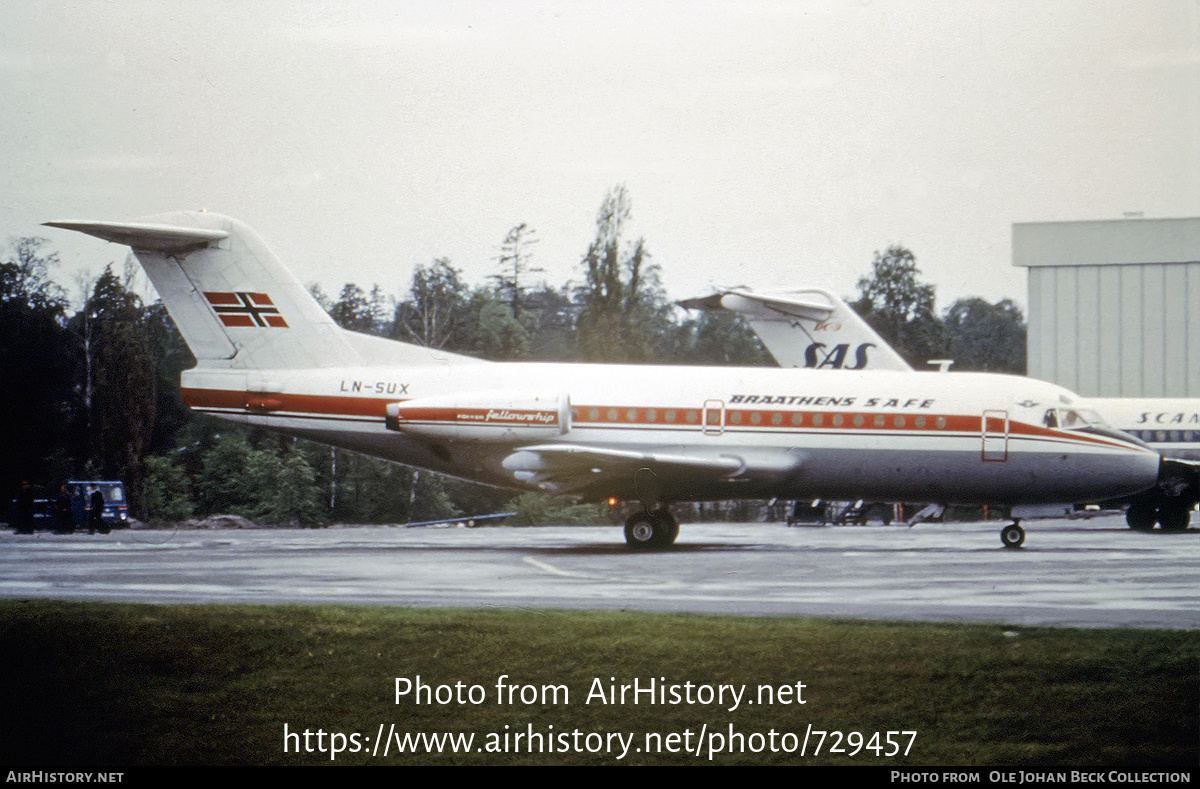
xmin=501 ymin=443 xmax=803 ymax=495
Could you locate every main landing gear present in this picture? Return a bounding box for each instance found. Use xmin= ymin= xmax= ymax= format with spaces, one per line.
xmin=1125 ymin=461 xmax=1197 ymax=533
xmin=1000 ymin=520 xmax=1025 ymax=549
xmin=1123 ymin=460 xmax=1198 ymax=533
xmin=624 ymin=507 xmax=680 ymax=549
xmin=1126 ymin=502 xmax=1193 ymax=533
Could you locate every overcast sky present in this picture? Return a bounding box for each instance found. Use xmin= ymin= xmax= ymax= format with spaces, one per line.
xmin=2 ymin=1 xmax=1197 ymax=312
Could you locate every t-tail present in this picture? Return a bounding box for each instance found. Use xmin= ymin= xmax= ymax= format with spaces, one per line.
xmin=47 ymin=211 xmax=358 ymax=371
xmin=678 ymin=288 xmax=912 ymax=371
xmin=46 ymin=211 xmax=479 ymax=375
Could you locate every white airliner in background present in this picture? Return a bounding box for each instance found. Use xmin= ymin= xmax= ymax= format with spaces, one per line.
xmin=681 ymin=287 xmax=1199 ymax=532
xmin=47 ymin=212 xmax=1162 ymax=548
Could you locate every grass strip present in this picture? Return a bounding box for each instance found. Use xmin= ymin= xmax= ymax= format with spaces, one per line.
xmin=0 ymin=600 xmax=1195 ymax=766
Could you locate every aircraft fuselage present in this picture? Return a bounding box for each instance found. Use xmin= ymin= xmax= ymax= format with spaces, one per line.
xmin=181 ymin=361 xmax=1160 ymax=507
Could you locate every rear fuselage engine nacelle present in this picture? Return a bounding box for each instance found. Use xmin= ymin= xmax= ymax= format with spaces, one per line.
xmin=385 ymin=391 xmax=571 ymax=442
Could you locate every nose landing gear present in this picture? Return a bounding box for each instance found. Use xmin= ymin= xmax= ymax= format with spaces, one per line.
xmin=1000 ymin=520 xmax=1026 ymax=549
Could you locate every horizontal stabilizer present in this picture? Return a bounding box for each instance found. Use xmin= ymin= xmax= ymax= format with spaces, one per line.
xmin=678 ymin=290 xmax=833 ymax=322
xmin=43 ymin=219 xmax=228 ymax=252
xmin=45 ymin=211 xmax=359 ymax=368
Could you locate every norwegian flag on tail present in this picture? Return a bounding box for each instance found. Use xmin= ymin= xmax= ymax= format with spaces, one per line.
xmin=204 ymin=292 xmax=289 ymax=328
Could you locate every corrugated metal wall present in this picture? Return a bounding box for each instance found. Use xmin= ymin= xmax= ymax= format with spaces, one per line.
xmin=1015 ymin=218 xmax=1199 ymax=398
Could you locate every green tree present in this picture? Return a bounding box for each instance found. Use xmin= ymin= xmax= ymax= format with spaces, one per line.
xmin=519 ymin=284 xmax=577 ymax=361
xmin=943 ymin=297 xmax=1027 ymax=373
xmin=144 ymin=302 xmax=195 ymax=454
xmin=0 ymin=237 xmax=79 ymax=489
xmin=327 ymin=450 xmax=411 ymax=523
xmin=466 ymin=289 xmax=529 ymax=360
xmin=671 ymin=310 xmax=772 ymax=366
xmin=506 ymin=492 xmax=603 ymax=527
xmin=329 ymin=282 xmax=382 ymax=334
xmin=195 ymin=433 xmax=323 ymax=524
xmin=492 ymin=223 xmax=541 ymax=320
xmin=195 ymin=433 xmax=257 ymax=516
xmin=273 ymin=450 xmax=323 ymax=525
xmin=243 ymin=450 xmax=288 ymax=521
xmin=853 ymin=245 xmax=945 ymax=366
xmin=1 ymin=237 xmax=69 ymax=310
xmin=393 ymin=258 xmax=471 ymax=350
xmin=82 ymin=265 xmax=157 ymax=517
xmin=574 ymin=186 xmax=672 ymax=362
xmin=244 ymin=447 xmax=322 ymax=525
xmin=406 ymin=470 xmax=460 ymax=523
xmin=307 ymin=282 xmax=333 ymax=312
xmin=141 ymin=455 xmax=194 ymax=522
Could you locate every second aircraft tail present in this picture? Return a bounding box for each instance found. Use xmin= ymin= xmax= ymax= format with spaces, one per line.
xmin=678 ymin=287 xmax=913 ymax=371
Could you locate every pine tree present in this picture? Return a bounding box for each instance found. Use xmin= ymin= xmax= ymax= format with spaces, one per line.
xmin=0 ymin=238 xmax=79 ymax=489
xmin=575 ymin=186 xmax=673 ymax=362
xmin=82 ymin=266 xmax=156 ymax=517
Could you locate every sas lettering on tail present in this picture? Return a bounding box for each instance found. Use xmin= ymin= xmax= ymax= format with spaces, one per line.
xmin=803 ymin=342 xmax=875 ymax=370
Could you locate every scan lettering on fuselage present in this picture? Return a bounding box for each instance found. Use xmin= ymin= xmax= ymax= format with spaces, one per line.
xmin=1137 ymin=411 xmax=1200 ymax=425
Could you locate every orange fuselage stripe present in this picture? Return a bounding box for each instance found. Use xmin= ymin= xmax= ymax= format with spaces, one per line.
xmin=180 ymin=386 xmax=1139 ymax=452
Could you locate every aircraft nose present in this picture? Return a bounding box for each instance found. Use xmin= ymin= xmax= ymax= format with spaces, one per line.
xmin=1122 ymin=448 xmax=1166 ymax=498
xmin=1074 ymin=443 xmax=1163 ymax=503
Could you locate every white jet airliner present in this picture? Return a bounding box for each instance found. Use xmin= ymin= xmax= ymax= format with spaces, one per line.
xmin=680 ymin=287 xmax=1199 ymax=532
xmin=47 ymin=213 xmax=1162 ymax=548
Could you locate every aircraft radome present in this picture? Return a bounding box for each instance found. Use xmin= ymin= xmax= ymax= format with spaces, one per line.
xmin=47 ymin=213 xmax=1163 ymax=549
xmin=682 ymin=287 xmax=1199 ymax=533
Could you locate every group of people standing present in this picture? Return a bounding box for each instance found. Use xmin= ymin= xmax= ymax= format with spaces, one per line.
xmin=11 ymin=481 xmax=108 ymax=535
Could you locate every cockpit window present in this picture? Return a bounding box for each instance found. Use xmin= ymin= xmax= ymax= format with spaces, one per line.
xmin=1042 ymin=408 xmax=1108 ymax=429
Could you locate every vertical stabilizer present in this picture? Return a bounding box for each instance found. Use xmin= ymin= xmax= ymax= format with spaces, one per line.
xmin=46 ymin=212 xmax=359 ymax=370
xmin=679 ymin=288 xmax=912 ymax=371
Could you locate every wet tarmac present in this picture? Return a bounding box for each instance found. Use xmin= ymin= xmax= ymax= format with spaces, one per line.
xmin=1 ymin=515 xmax=1196 ymax=629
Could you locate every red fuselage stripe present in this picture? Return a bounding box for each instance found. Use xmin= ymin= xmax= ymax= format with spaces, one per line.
xmin=179 ymin=387 xmax=1140 ymax=451
xmin=183 ymin=388 xmax=388 ymax=418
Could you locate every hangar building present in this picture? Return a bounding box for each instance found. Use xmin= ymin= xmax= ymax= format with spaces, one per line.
xmin=1013 ymin=217 xmax=1199 ymax=398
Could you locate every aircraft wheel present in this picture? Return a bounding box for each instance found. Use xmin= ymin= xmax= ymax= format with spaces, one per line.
xmin=658 ymin=511 xmax=679 ymax=545
xmin=1125 ymin=503 xmax=1157 ymax=531
xmin=1000 ymin=522 xmax=1025 ymax=549
xmin=624 ymin=510 xmax=678 ymax=549
xmin=624 ymin=513 xmax=659 ymax=549
xmin=1158 ymin=506 xmax=1191 ymax=533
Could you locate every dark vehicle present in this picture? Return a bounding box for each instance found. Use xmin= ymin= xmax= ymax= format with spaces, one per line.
xmin=72 ymin=481 xmax=129 ymax=532
xmin=8 ymin=493 xmax=57 ymax=532
xmin=8 ymin=481 xmax=128 ymax=533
